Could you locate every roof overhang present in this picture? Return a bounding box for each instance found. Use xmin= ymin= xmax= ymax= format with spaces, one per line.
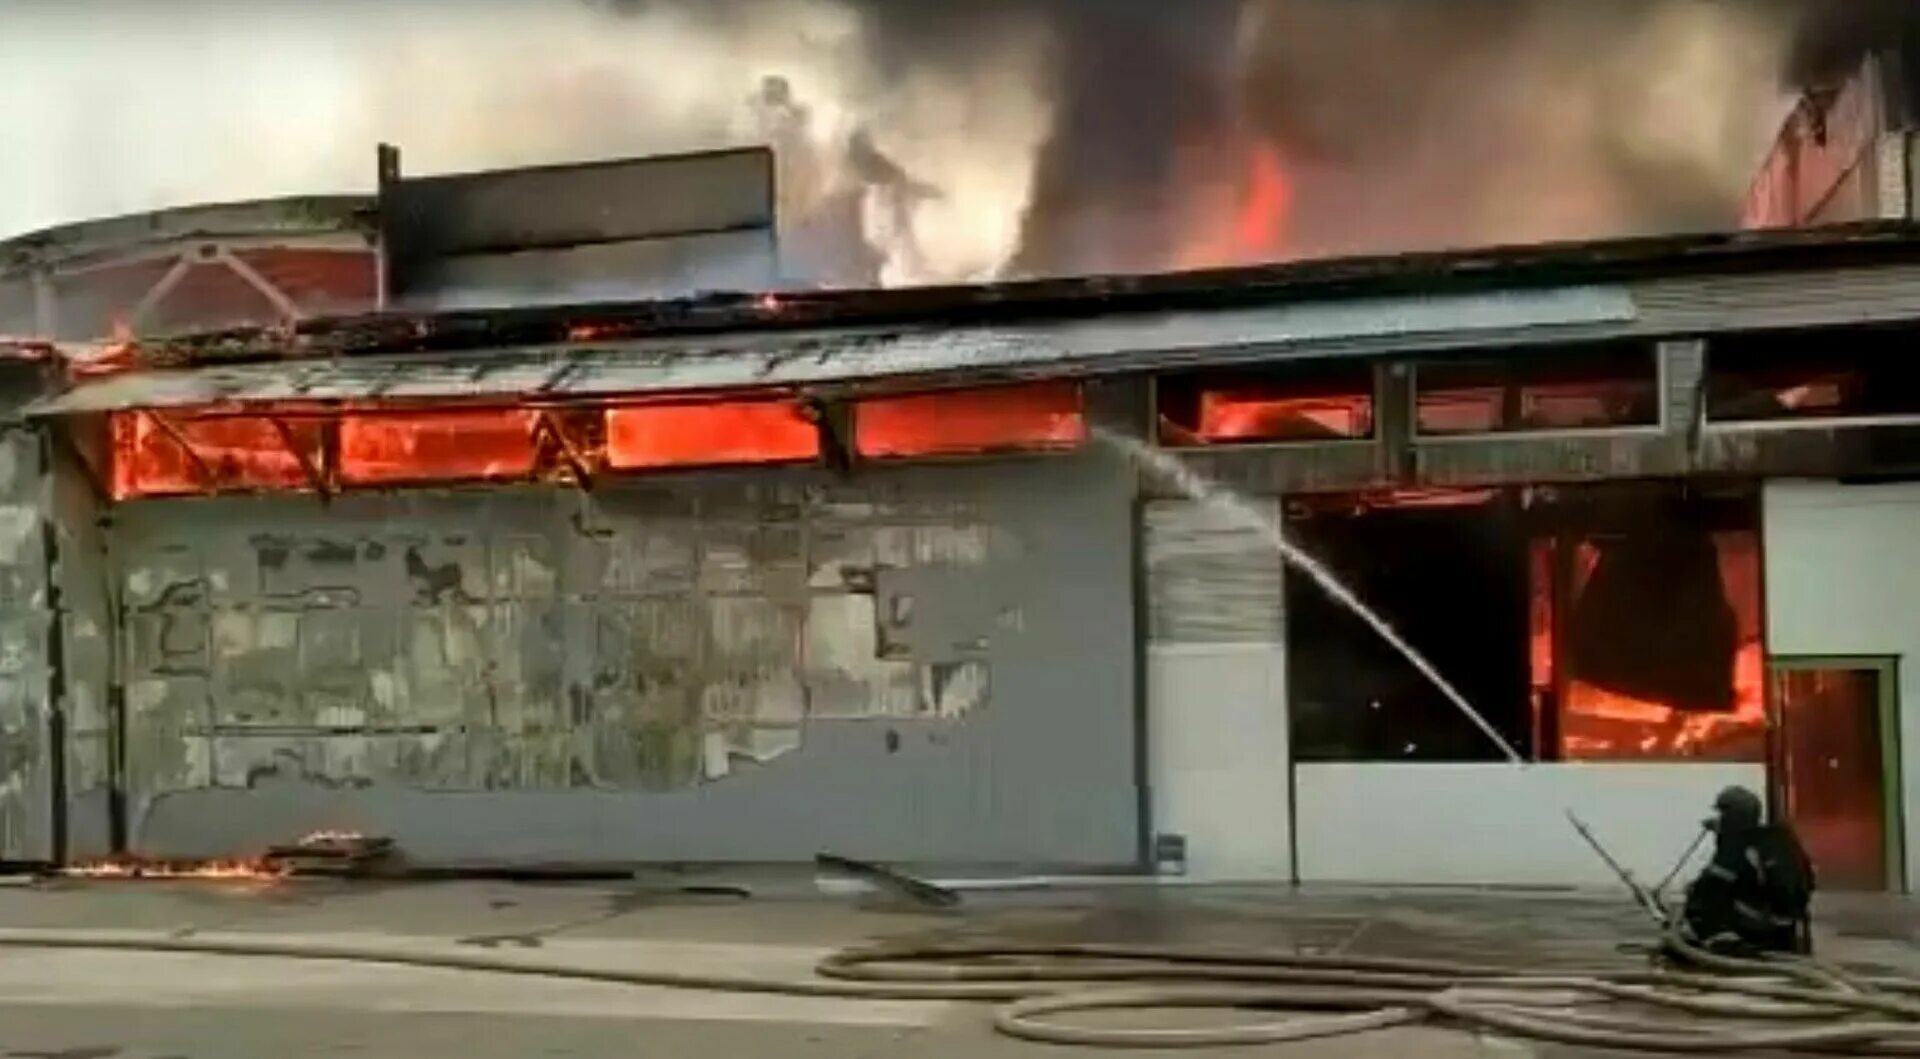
xmin=23 ymin=286 xmax=1637 ymax=417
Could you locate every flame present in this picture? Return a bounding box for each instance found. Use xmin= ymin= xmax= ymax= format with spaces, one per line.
xmin=854 ymin=381 xmax=1085 ymax=458
xmin=1234 ymin=145 xmax=1290 ymax=255
xmin=338 ymin=409 xmax=541 ymax=484
xmin=606 ymin=400 xmax=818 ymax=468
xmin=111 ymin=412 xmax=323 ymax=499
xmin=63 ymin=857 xmax=288 ymax=881
xmin=108 ymin=380 xmax=1098 ymax=500
xmin=1539 ymin=532 xmax=1767 ymax=760
xmin=1197 ymin=392 xmax=1371 ymax=441
xmin=1176 ymin=141 xmax=1294 ymax=270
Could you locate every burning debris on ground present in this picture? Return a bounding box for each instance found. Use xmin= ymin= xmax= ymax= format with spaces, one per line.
xmin=56 ymin=833 xmax=391 ymax=883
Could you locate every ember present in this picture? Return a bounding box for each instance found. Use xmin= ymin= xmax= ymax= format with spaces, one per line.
xmin=566 ymin=322 xmax=621 ymax=343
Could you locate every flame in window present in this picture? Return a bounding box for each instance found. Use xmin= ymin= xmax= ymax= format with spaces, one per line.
xmin=1196 ymin=390 xmax=1372 ymax=442
xmin=606 ymin=400 xmax=819 ymax=469
xmin=1539 ymin=531 xmax=1766 ymax=761
xmin=111 ymin=411 xmax=322 ymax=499
xmin=855 ymin=381 xmax=1084 ymax=458
xmin=339 ymin=409 xmax=539 ymax=485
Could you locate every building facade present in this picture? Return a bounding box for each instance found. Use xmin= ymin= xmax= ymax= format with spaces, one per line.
xmin=5 ymin=177 xmax=1920 ymax=890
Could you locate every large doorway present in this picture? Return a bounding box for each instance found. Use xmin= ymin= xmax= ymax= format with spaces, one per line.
xmin=1770 ymin=658 xmax=1904 ymax=891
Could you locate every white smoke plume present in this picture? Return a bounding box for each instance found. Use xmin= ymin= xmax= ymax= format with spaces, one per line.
xmin=0 ymin=0 xmax=1838 ymax=290
xmin=0 ymin=0 xmax=1052 ymax=289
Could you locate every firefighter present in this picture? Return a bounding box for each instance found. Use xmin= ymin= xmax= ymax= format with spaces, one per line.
xmin=1681 ymin=785 xmax=1816 ymax=956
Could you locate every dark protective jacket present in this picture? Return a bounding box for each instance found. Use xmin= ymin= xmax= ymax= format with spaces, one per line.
xmin=1683 ymin=818 xmax=1816 ymax=955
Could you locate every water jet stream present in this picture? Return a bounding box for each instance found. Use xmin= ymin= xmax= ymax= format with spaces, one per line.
xmin=1096 ymin=426 xmax=1526 ymax=765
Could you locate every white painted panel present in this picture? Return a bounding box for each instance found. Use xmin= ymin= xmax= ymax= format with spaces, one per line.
xmin=1764 ymin=481 xmax=1920 ymax=888
xmin=1148 ymin=643 xmax=1291 ymax=882
xmin=1295 ymin=762 xmax=1762 ymax=887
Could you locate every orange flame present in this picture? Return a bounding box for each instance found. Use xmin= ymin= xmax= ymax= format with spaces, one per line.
xmin=63 ymin=857 xmax=288 ymax=881
xmin=567 ymin=323 xmax=619 ymax=343
xmin=1234 ymin=145 xmax=1290 ymax=255
xmin=1177 ymin=141 xmax=1293 ymax=270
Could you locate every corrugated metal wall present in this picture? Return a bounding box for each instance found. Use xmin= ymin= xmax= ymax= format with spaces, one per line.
xmin=108 ymin=454 xmax=1139 ymax=867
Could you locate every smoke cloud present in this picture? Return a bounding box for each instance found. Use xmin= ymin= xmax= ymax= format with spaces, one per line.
xmin=1782 ymin=0 xmax=1920 ymax=88
xmin=0 ymin=0 xmax=1850 ymax=293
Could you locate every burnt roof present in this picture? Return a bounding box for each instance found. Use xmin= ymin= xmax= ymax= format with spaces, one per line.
xmin=148 ymin=221 xmax=1920 ymax=368
xmin=1 ymin=195 xmax=376 ymax=275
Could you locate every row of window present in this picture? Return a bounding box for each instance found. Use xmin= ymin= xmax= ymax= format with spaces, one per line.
xmin=1160 ymin=326 xmax=1920 ymax=448
xmin=109 ymin=326 xmax=1919 ymax=499
xmin=111 ymin=382 xmax=1086 ymax=499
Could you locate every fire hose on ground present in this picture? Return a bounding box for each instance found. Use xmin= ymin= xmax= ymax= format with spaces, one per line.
xmin=0 ymin=926 xmax=1919 ymax=1051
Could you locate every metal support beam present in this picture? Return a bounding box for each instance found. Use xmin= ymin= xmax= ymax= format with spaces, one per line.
xmin=30 ymin=270 xmax=56 ymax=338
xmin=141 ymin=411 xmax=217 ymax=491
xmin=375 ymin=143 xmax=401 ymax=312
xmin=1373 ymin=361 xmax=1414 ymax=485
xmin=217 ymin=247 xmax=305 ymax=322
xmin=45 ymin=420 xmax=112 ymax=507
xmin=1658 ymin=339 xmax=1708 ymax=469
xmin=125 ymin=255 xmax=192 ymax=331
xmin=804 ymin=396 xmax=855 ymax=473
xmin=267 ymin=416 xmax=329 ymax=499
xmin=533 ymin=410 xmax=594 ymax=490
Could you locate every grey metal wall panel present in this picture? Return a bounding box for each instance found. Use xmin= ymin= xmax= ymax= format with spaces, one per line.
xmin=397 ymin=230 xmax=779 ymax=310
xmin=110 ymin=454 xmax=1138 ymax=867
xmin=1144 ymin=500 xmax=1284 ymax=645
xmin=1630 ymin=265 xmax=1920 ymax=334
xmin=385 ymin=149 xmax=774 ymax=258
xmin=48 ymin=454 xmax=114 ymax=858
xmin=0 ymin=424 xmax=52 ymax=860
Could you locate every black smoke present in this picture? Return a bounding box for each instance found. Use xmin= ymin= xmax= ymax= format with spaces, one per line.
xmin=1784 ymin=0 xmax=1920 ymax=88
xmin=600 ymin=0 xmax=1862 ymax=279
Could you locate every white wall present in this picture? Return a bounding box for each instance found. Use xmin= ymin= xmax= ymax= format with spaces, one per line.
xmin=1144 ymin=499 xmax=1292 ymax=882
xmin=1148 ymin=644 xmax=1291 ymax=881
xmin=1295 ymin=762 xmax=1763 ymax=887
xmin=1764 ymin=480 xmax=1920 ymax=888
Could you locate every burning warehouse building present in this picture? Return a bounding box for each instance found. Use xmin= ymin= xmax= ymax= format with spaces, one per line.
xmin=3 ymin=143 xmax=1920 ymax=895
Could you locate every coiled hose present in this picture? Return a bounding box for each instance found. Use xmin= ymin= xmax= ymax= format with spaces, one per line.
xmin=0 ymin=924 xmax=1917 ymax=1052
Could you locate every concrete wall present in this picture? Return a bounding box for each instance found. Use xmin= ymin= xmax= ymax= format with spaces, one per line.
xmin=1144 ymin=499 xmax=1291 ymax=882
xmin=107 ymin=452 xmax=1139 ymax=868
xmin=1294 ymin=763 xmax=1763 ymax=886
xmin=1764 ymin=480 xmax=1920 ymax=888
